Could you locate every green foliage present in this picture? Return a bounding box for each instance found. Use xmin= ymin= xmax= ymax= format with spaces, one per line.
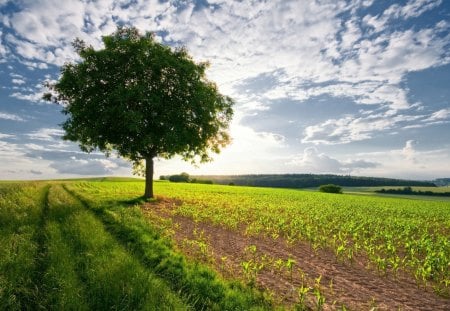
xmin=168 ymin=172 xmax=191 ymax=183
xmin=167 ymin=172 xmax=213 ymax=184
xmin=319 ymin=184 xmax=343 ymax=194
xmin=189 ymin=174 xmax=436 ymax=188
xmin=376 ymin=187 xmax=450 ymax=197
xmin=45 ymin=26 xmax=233 ymax=165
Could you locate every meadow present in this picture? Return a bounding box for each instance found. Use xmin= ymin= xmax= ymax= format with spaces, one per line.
xmin=1 ymin=179 xmax=450 ymax=310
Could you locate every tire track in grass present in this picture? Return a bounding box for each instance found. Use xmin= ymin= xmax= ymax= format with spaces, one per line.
xmin=40 ymin=184 xmax=90 ymax=310
xmin=54 ymin=184 xmax=185 ymax=310
xmin=61 ymin=185 xmax=202 ymax=310
xmin=0 ymin=183 xmax=49 ymax=310
xmin=62 ymin=184 xmax=272 ymax=311
xmin=30 ymin=184 xmax=50 ymax=309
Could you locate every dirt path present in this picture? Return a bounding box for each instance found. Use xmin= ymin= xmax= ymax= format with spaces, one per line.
xmin=142 ymin=198 xmax=450 ymax=310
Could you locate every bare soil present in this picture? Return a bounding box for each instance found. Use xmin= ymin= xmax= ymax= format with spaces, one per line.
xmin=142 ymin=197 xmax=450 ymax=311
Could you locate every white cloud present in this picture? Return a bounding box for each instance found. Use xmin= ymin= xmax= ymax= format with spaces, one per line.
xmin=301 ymin=107 xmax=446 ymax=145
xmin=288 ymin=147 xmax=379 ymax=174
xmin=0 ymin=133 xmax=15 ymax=139
xmin=26 ymin=128 xmax=64 ymax=141
xmin=363 ymin=0 xmax=442 ymax=33
xmin=387 ymin=0 xmax=442 ymax=20
xmin=0 ymin=30 xmax=8 ymax=57
xmin=0 ymin=112 xmax=25 ymax=121
xmin=49 ymin=157 xmax=119 ymax=175
xmin=355 ymin=143 xmax=450 ymax=179
xmin=302 ymin=114 xmax=394 ymax=145
xmin=1 ymin=1 xmax=449 ymax=179
xmin=11 ymin=78 xmax=25 ymax=84
xmin=402 ymin=140 xmax=417 ymax=162
xmin=427 ymin=108 xmax=450 ymax=121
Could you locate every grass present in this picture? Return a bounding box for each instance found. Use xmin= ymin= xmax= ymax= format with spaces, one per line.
xmin=0 ymin=181 xmax=273 ymax=310
xmin=64 ymin=183 xmax=272 ymax=310
xmin=0 ymin=182 xmax=47 ymax=310
xmin=0 ymin=182 xmax=185 ymax=310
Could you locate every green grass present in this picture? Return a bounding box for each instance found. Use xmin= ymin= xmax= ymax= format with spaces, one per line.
xmin=0 ymin=182 xmax=47 ymax=310
xmin=64 ymin=183 xmax=272 ymax=310
xmin=68 ymin=181 xmax=450 ymax=296
xmin=0 ymin=182 xmax=185 ymax=310
xmin=0 ymin=181 xmax=273 ymax=310
xmin=44 ymin=185 xmax=185 ymax=310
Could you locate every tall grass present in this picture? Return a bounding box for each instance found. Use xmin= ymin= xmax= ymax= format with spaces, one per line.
xmin=0 ymin=182 xmax=47 ymax=310
xmin=42 ymin=185 xmax=185 ymax=310
xmin=65 ymin=183 xmax=273 ymax=310
xmin=1 ymin=183 xmax=186 ymax=310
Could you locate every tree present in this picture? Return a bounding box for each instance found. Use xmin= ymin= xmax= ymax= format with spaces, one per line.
xmin=44 ymin=27 xmax=234 ymax=198
xmin=168 ymin=172 xmax=190 ymax=183
xmin=318 ymin=184 xmax=343 ymax=194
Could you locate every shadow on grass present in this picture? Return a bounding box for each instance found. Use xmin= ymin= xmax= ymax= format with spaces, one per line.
xmin=116 ymin=196 xmax=158 ymax=207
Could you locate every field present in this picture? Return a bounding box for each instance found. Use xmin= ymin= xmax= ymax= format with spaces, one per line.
xmin=1 ymin=179 xmax=450 ymax=310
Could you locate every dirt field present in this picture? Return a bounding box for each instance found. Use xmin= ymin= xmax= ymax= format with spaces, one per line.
xmin=143 ymin=198 xmax=450 ymax=310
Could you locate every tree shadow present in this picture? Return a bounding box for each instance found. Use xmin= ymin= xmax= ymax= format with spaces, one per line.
xmin=116 ymin=196 xmax=158 ymax=207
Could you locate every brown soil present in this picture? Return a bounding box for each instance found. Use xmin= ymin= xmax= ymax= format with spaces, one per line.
xmin=142 ymin=197 xmax=450 ymax=311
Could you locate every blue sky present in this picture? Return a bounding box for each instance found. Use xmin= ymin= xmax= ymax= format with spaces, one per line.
xmin=1 ymin=0 xmax=449 ymax=180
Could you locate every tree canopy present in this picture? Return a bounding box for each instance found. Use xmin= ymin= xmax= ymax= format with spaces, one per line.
xmin=45 ymin=27 xmax=234 ymax=198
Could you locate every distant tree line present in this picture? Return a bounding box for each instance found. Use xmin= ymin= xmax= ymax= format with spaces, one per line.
xmin=186 ymin=174 xmax=436 ymax=189
xmin=434 ymin=178 xmax=450 ymax=186
xmin=376 ymin=187 xmax=450 ymax=197
xmin=319 ymin=184 xmax=343 ymax=194
xmin=161 ymin=173 xmax=213 ymax=184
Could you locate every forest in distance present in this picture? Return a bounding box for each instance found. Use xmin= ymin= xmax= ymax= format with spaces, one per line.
xmin=162 ymin=173 xmax=441 ymax=189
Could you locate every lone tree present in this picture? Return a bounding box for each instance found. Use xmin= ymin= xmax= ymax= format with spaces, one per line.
xmin=44 ymin=27 xmax=233 ymax=198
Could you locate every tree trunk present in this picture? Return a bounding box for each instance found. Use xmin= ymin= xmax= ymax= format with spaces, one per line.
xmin=144 ymin=157 xmax=154 ymax=199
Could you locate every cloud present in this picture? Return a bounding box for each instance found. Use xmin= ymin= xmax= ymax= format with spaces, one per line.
xmin=49 ymin=156 xmax=119 ymax=175
xmin=288 ymin=147 xmax=379 ymax=174
xmin=363 ymin=0 xmax=442 ymax=33
xmin=0 ymin=133 xmax=15 ymax=139
xmin=0 ymin=1 xmax=449 ymax=179
xmin=402 ymin=140 xmax=417 ymax=162
xmin=354 ymin=143 xmax=450 ymax=179
xmin=26 ymin=128 xmax=64 ymax=141
xmin=301 ymin=108 xmax=444 ymax=145
xmin=383 ymin=0 xmax=442 ymax=20
xmin=0 ymin=139 xmax=25 ymax=160
xmin=302 ymin=114 xmax=392 ymax=145
xmin=427 ymin=108 xmax=450 ymax=121
xmin=0 ymin=111 xmax=25 ymax=121
xmin=11 ymin=78 xmax=26 ymax=84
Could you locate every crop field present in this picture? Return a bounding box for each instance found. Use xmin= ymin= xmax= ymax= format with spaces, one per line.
xmin=1 ymin=179 xmax=450 ymax=310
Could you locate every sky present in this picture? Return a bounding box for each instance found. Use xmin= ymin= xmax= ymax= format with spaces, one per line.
xmin=0 ymin=0 xmax=449 ymax=181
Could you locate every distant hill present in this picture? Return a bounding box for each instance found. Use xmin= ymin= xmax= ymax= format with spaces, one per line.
xmin=434 ymin=178 xmax=450 ymax=186
xmin=186 ymin=174 xmax=436 ymax=189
